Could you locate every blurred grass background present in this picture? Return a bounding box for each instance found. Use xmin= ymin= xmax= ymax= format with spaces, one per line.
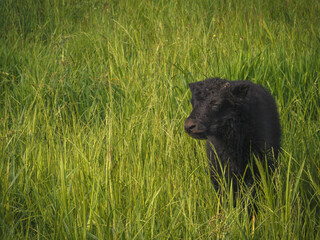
xmin=1 ymin=0 xmax=320 ymax=239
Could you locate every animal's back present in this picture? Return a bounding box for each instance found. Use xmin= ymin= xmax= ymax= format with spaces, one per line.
xmin=245 ymin=81 xmax=281 ymax=159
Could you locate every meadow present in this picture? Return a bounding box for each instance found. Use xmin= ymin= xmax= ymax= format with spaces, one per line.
xmin=1 ymin=0 xmax=320 ymax=239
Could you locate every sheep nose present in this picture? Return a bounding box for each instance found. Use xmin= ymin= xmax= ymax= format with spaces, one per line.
xmin=184 ymin=118 xmax=198 ymax=133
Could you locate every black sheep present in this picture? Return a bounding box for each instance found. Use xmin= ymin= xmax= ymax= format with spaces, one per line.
xmin=185 ymin=77 xmax=281 ymax=190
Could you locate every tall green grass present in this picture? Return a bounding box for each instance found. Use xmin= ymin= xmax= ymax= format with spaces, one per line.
xmin=1 ymin=0 xmax=319 ymax=238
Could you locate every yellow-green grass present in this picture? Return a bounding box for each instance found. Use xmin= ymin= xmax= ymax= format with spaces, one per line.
xmin=1 ymin=0 xmax=319 ymax=239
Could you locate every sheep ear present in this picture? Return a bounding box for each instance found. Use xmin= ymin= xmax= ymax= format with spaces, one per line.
xmin=188 ymin=82 xmax=197 ymax=92
xmin=230 ymin=83 xmax=249 ymax=99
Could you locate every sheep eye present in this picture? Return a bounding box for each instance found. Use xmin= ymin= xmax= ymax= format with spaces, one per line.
xmin=211 ymin=102 xmax=219 ymax=110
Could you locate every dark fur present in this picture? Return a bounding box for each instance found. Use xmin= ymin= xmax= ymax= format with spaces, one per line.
xmin=185 ymin=77 xmax=281 ymax=190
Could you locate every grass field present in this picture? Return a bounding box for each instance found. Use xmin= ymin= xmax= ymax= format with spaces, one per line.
xmin=1 ymin=0 xmax=320 ymax=239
